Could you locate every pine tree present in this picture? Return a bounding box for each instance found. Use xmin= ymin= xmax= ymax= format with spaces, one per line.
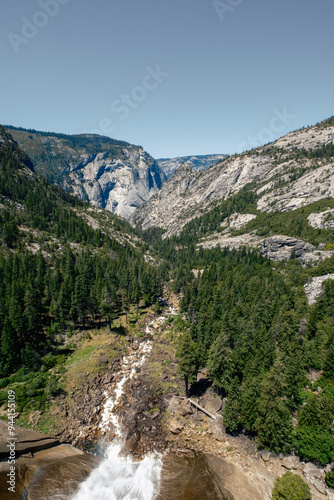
xmin=176 ymin=331 xmax=199 ymax=396
xmin=120 ymin=289 xmax=130 ymax=324
xmin=223 ymin=377 xmax=241 ymax=432
xmin=100 ymin=285 xmax=120 ymax=330
xmin=255 ymin=358 xmax=293 ymax=453
xmin=23 ymin=282 xmax=42 ymax=344
xmin=1 ymin=318 xmax=18 ymax=374
xmin=240 ymin=376 xmax=262 ymax=432
xmin=207 ymin=331 xmax=234 ymax=392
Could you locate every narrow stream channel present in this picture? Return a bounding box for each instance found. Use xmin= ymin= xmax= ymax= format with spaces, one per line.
xmin=71 ymin=311 xmax=176 ymax=500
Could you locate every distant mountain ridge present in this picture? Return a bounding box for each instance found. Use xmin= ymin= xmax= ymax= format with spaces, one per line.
xmin=6 ymin=126 xmax=165 ymax=220
xmin=156 ymin=154 xmax=228 ymax=178
xmin=134 ymin=117 xmax=334 ymax=247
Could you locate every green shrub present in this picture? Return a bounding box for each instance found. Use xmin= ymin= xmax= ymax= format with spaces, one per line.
xmin=294 ymin=425 xmax=334 ymax=465
xmin=272 ymin=472 xmax=312 ymax=500
xmin=298 ymin=395 xmax=334 ymax=431
xmin=326 ymin=470 xmax=334 ymax=489
xmin=41 ymin=353 xmax=58 ymax=369
xmin=0 ymin=378 xmax=9 ymax=389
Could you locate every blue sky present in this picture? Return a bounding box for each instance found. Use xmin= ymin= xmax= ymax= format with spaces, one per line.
xmin=1 ymin=0 xmax=333 ymax=158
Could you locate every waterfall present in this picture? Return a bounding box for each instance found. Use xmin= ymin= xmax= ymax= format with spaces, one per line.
xmin=71 ymin=449 xmax=162 ymax=500
xmin=71 ymin=309 xmax=177 ymax=500
xmin=99 ymin=340 xmax=153 ymax=437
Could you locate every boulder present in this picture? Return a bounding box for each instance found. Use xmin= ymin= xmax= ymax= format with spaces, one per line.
xmin=262 ymin=235 xmax=315 ymax=262
xmin=124 ymin=430 xmax=141 ymax=453
xmin=281 ymin=456 xmax=300 ymax=470
xmin=98 ymin=355 xmax=109 ymax=365
xmin=303 ymin=462 xmax=323 ymax=479
xmin=150 ymin=411 xmax=160 ymax=420
xmin=211 ymin=397 xmax=222 ymax=412
xmin=179 ymin=400 xmax=193 ymax=416
xmin=103 ymin=373 xmax=114 ymax=384
xmin=168 ymin=418 xmax=184 ymax=434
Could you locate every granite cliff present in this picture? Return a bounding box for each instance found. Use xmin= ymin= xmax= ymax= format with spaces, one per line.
xmin=6 ymin=126 xmax=165 ymax=220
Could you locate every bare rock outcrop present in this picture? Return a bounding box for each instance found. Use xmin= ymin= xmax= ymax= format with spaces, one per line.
xmin=7 ymin=127 xmax=165 ymax=221
xmin=134 ymin=156 xmax=274 ymax=236
xmin=0 ymin=421 xmax=59 ymax=459
xmin=308 ymin=209 xmax=334 ymax=230
xmin=261 ymin=235 xmax=315 ymax=261
xmin=304 ymin=274 xmax=334 ymax=305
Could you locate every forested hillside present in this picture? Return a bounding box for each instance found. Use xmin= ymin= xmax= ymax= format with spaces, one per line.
xmin=141 ymin=117 xmax=334 ymax=461
xmin=142 ymin=200 xmax=334 ymax=465
xmin=0 ymin=126 xmax=165 ymax=379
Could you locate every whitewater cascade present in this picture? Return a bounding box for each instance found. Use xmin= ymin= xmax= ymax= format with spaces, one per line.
xmin=71 ymin=309 xmax=177 ymax=500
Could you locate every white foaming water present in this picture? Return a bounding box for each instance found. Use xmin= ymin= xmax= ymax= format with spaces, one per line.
xmin=72 ymin=325 xmax=165 ymax=500
xmin=99 ymin=340 xmax=152 ymax=436
xmin=72 ymin=446 xmax=162 ymax=500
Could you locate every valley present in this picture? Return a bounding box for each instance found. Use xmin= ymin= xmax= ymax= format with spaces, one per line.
xmin=1 ymin=118 xmax=334 ymax=499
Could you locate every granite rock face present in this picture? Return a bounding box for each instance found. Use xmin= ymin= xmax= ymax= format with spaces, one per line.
xmin=66 ymin=147 xmax=164 ymax=219
xmin=308 ymin=209 xmax=334 ymax=230
xmin=304 ymin=274 xmax=334 ymax=305
xmin=134 ymin=120 xmax=334 ymax=236
xmin=134 ymin=155 xmax=274 ymax=236
xmin=0 ymin=421 xmax=59 ymax=459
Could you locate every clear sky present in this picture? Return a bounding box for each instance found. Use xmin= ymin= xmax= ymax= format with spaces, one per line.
xmin=1 ymin=0 xmax=333 ymax=158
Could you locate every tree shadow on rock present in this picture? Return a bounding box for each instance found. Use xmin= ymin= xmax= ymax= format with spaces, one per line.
xmin=189 ymin=377 xmax=212 ymax=397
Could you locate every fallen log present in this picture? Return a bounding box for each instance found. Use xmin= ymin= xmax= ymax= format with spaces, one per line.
xmin=187 ymin=398 xmax=217 ymax=420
